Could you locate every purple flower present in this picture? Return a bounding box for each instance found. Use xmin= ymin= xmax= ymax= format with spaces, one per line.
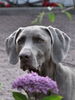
xmin=12 ymin=72 xmax=59 ymax=95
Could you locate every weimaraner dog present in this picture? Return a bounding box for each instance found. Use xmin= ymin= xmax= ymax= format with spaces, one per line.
xmin=6 ymin=25 xmax=75 ymax=100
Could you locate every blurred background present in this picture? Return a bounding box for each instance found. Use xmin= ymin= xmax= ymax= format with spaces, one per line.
xmin=0 ymin=0 xmax=75 ymax=7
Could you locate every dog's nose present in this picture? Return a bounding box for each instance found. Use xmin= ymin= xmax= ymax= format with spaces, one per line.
xmin=19 ymin=50 xmax=32 ymax=61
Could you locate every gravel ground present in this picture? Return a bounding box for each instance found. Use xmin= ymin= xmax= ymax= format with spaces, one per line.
xmin=0 ymin=8 xmax=75 ymax=100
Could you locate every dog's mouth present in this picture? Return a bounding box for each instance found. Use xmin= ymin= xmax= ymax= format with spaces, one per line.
xmin=28 ymin=67 xmax=40 ymax=74
xmin=20 ymin=61 xmax=40 ymax=74
xmin=21 ymin=66 xmax=40 ymax=75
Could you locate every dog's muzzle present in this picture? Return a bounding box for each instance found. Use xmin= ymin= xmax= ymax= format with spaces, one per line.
xmin=19 ymin=51 xmax=40 ymax=73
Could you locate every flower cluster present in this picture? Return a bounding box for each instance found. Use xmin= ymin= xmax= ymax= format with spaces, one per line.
xmin=43 ymin=1 xmax=58 ymax=7
xmin=12 ymin=72 xmax=59 ymax=95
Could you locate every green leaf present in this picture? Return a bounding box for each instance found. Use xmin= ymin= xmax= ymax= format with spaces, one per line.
xmin=39 ymin=12 xmax=45 ymax=23
xmin=64 ymin=11 xmax=72 ymax=20
xmin=41 ymin=95 xmax=63 ymax=100
xmin=32 ymin=11 xmax=45 ymax=24
xmin=48 ymin=12 xmax=56 ymax=23
xmin=32 ymin=18 xmax=39 ymax=24
xmin=12 ymin=92 xmax=28 ymax=100
xmin=58 ymin=4 xmax=64 ymax=9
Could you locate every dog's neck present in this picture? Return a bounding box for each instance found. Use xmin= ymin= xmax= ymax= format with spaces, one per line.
xmin=40 ymin=58 xmax=57 ymax=80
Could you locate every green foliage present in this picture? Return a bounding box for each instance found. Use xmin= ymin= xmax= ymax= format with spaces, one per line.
xmin=48 ymin=12 xmax=56 ymax=23
xmin=12 ymin=92 xmax=28 ymax=100
xmin=58 ymin=4 xmax=64 ymax=9
xmin=64 ymin=11 xmax=72 ymax=20
xmin=12 ymin=91 xmax=63 ymax=100
xmin=32 ymin=4 xmax=73 ymax=24
xmin=32 ymin=12 xmax=45 ymax=24
xmin=41 ymin=94 xmax=63 ymax=100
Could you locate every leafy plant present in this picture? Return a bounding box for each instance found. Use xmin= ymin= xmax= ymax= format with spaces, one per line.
xmin=13 ymin=92 xmax=63 ymax=100
xmin=48 ymin=12 xmax=56 ymax=23
xmin=13 ymin=92 xmax=28 ymax=100
xmin=32 ymin=11 xmax=45 ymax=24
xmin=32 ymin=4 xmax=73 ymax=24
xmin=41 ymin=94 xmax=63 ymax=100
xmin=62 ymin=11 xmax=72 ymax=20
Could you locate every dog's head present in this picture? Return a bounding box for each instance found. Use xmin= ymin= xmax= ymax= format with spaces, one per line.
xmin=6 ymin=25 xmax=71 ymax=73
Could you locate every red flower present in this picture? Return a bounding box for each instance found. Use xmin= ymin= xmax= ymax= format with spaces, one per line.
xmin=43 ymin=1 xmax=58 ymax=7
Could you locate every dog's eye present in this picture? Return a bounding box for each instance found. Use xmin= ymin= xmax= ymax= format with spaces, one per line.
xmin=18 ymin=37 xmax=25 ymax=45
xmin=33 ymin=37 xmax=44 ymax=43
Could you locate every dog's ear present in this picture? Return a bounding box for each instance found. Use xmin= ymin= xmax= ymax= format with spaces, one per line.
xmin=47 ymin=26 xmax=71 ymax=64
xmin=5 ymin=27 xmax=24 ymax=64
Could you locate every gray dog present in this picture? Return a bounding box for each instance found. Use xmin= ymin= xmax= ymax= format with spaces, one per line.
xmin=6 ymin=25 xmax=75 ymax=100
